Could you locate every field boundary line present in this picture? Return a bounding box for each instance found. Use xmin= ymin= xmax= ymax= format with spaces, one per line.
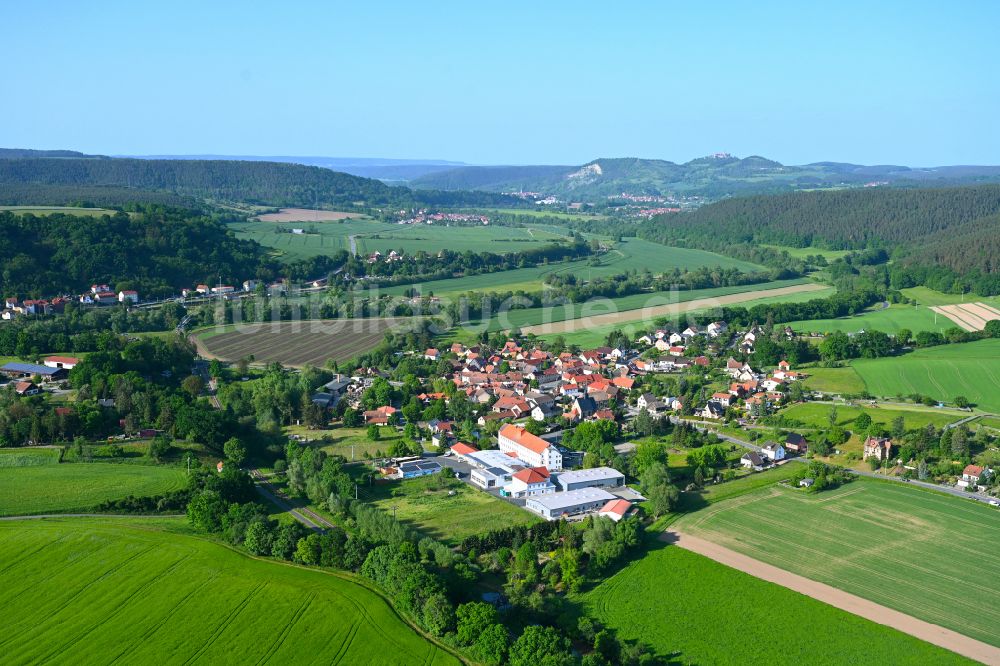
xmin=666 ymin=530 xmax=1000 ymax=665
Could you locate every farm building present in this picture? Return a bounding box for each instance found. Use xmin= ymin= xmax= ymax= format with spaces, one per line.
xmin=525 ymin=488 xmax=617 ymax=521
xmin=554 ymin=467 xmax=625 ymax=492
xmin=43 ymin=356 xmax=80 ymax=370
xmin=0 ymin=362 xmax=66 ymax=381
xmin=498 ymin=424 xmax=563 ymax=470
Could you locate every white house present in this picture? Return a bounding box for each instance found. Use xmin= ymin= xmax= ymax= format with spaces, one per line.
xmin=760 ymin=441 xmax=786 ymax=461
xmin=118 ymin=290 xmax=139 ymax=304
xmin=504 ymin=467 xmax=557 ymax=498
xmin=498 ymin=424 xmax=563 ymax=470
xmin=741 ymin=451 xmax=766 ymax=471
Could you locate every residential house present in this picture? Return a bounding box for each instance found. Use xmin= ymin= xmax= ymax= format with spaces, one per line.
xmin=761 ymin=441 xmax=786 ymax=461
xmin=701 ymin=402 xmax=725 ymax=419
xmin=957 ymin=464 xmax=988 ymax=489
xmin=784 ymin=432 xmax=808 ymax=454
xmin=504 ymin=467 xmax=557 ymax=498
xmin=863 ymin=436 xmax=893 ymax=462
xmin=741 ymin=451 xmax=766 ymax=471
xmin=118 ymin=290 xmax=139 ymax=304
xmin=14 ymin=381 xmax=40 ymax=396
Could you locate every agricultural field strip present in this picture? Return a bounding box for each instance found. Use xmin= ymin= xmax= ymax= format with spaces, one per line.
xmin=0 ymin=522 xmax=456 ymax=664
xmin=678 ymin=483 xmax=1000 ymax=645
xmin=207 ymin=330 xmax=387 ymax=366
xmin=931 ymin=305 xmax=982 ymax=332
xmin=522 ymin=282 xmax=827 ymax=334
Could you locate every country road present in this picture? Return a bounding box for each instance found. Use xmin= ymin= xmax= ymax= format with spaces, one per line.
xmin=349 ymin=234 xmax=358 ymax=255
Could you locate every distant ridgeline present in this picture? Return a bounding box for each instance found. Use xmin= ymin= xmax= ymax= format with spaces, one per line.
xmin=0 ymin=155 xmax=521 ymax=209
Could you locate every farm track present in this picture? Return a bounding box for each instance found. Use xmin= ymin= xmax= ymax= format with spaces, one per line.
xmin=522 ymin=282 xmax=828 ymax=334
xmin=665 ymin=530 xmax=1000 ymax=665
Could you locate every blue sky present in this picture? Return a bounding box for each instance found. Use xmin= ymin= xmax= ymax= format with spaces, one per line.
xmin=3 ymin=1 xmax=998 ymax=165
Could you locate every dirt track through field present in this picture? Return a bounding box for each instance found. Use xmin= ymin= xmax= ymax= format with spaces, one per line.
xmin=665 ymin=530 xmax=1000 ymax=665
xmin=521 ymin=283 xmax=828 ymax=335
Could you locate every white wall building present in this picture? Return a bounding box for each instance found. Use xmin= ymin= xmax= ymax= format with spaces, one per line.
xmin=498 ymin=424 xmax=563 ymax=470
xmin=554 ymin=467 xmax=625 ymax=492
xmin=525 ymin=488 xmax=617 ymax=521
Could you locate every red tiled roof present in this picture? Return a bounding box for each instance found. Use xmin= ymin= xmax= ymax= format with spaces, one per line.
xmin=450 ymin=442 xmax=478 ymax=456
xmin=600 ymin=499 xmax=631 ymax=516
xmin=512 ymin=467 xmax=550 ymax=484
xmin=499 ymin=424 xmax=550 ymax=455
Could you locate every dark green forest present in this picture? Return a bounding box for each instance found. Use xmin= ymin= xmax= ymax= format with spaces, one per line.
xmin=0 ymin=157 xmax=520 ymax=209
xmin=0 ymin=207 xmax=273 ymax=297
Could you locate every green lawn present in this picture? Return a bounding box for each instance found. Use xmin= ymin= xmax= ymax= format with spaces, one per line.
xmin=292 ymin=425 xmax=405 ymax=460
xmin=800 ymin=365 xmax=867 ymax=394
xmin=582 ymin=542 xmax=970 ymax=665
xmin=674 ymin=479 xmax=1000 ymax=648
xmin=0 ymin=463 xmax=188 ymax=515
xmin=361 ymin=474 xmax=540 ymax=545
xmin=0 ymin=518 xmax=459 ymax=665
xmin=852 ymin=339 xmax=1000 ymax=412
xmin=761 ymin=243 xmax=851 ymax=261
xmin=0 ymin=447 xmax=61 ymax=467
xmin=779 ymin=401 xmax=964 ymax=431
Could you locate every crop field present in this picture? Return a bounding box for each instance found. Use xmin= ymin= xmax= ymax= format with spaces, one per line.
xmin=513 ymin=280 xmax=825 ymax=336
xmin=0 ymin=518 xmax=460 ymax=665
xmin=673 ymin=479 xmax=1000 ymax=648
xmin=779 ymin=401 xmax=963 ymax=432
xmin=931 ymin=302 xmax=1000 ymax=332
xmin=359 ymin=475 xmax=540 ymax=545
xmin=197 ymin=318 xmax=406 ymax=367
xmin=256 ymin=207 xmax=366 ymax=222
xmin=0 ymin=205 xmax=112 ymax=217
xmin=784 ymin=302 xmax=952 ymax=335
xmin=800 ymin=365 xmax=867 ymax=394
xmin=851 ymin=339 xmax=1000 ymax=412
xmin=0 ymin=447 xmax=61 ymax=467
xmin=0 ymin=463 xmax=187 ymax=515
xmin=537 ymin=283 xmax=834 ymax=348
xmin=384 ymin=237 xmax=764 ymax=299
xmin=582 ymin=542 xmax=968 ymax=665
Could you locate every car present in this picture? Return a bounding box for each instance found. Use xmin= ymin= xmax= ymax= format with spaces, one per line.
xmin=989 ymin=500 xmax=999 ymax=507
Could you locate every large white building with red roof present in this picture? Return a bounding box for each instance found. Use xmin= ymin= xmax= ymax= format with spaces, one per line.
xmin=498 ymin=424 xmax=563 ymax=470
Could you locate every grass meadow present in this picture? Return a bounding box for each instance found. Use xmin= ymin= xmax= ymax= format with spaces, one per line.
xmin=851 ymin=339 xmax=1000 ymax=412
xmin=0 ymin=206 xmax=113 ymax=217
xmin=0 ymin=463 xmax=187 ymax=515
xmin=674 ymin=479 xmax=1000 ymax=648
xmin=800 ymin=365 xmax=868 ymax=394
xmin=0 ymin=518 xmax=460 ymax=665
xmin=0 ymin=447 xmax=62 ymax=467
xmin=358 ymin=474 xmax=541 ymax=546
xmin=582 ymin=542 xmax=970 ymax=665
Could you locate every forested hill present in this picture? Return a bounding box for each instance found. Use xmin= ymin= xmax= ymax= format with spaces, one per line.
xmin=646 ymin=184 xmax=1000 ymax=289
xmin=0 ymin=207 xmax=281 ymax=298
xmin=0 ymin=157 xmax=519 ymax=209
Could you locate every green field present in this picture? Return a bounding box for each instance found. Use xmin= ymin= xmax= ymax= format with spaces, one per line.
xmin=852 ymin=339 xmax=1000 ymax=412
xmin=674 ymin=479 xmax=1000 ymax=648
xmin=800 ymin=365 xmax=868 ymax=394
xmin=761 ymin=244 xmax=851 ymax=261
xmin=779 ymin=401 xmax=964 ymax=432
xmin=583 ymin=542 xmax=969 ymax=665
xmin=0 ymin=205 xmax=113 ymax=217
xmin=528 ymin=282 xmax=832 ymax=348
xmin=0 ymin=463 xmax=188 ymax=515
xmin=901 ymin=286 xmax=1000 ymax=308
xmin=0 ymin=447 xmax=61 ymax=467
xmin=361 ymin=474 xmax=540 ymax=545
xmin=383 ymin=237 xmax=765 ymax=299
xmin=785 ymin=302 xmax=952 ymax=335
xmin=476 ymin=207 xmax=609 ymax=221
xmin=0 ymin=518 xmax=459 ymax=665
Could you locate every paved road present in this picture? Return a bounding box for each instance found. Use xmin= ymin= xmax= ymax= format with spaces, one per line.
xmin=250 ymin=469 xmax=337 ymax=532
